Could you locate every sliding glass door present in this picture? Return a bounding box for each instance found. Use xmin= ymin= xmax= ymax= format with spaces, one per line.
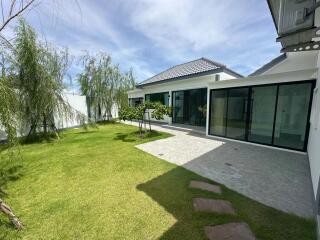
xmin=226 ymin=88 xmax=249 ymax=140
xmin=210 ymin=90 xmax=227 ymax=136
xmin=172 ymin=88 xmax=207 ymax=126
xmin=248 ymin=86 xmax=277 ymax=144
xmin=209 ymin=81 xmax=314 ymax=151
xmin=172 ymin=91 xmax=184 ymax=124
xmin=273 ymin=83 xmax=313 ymax=150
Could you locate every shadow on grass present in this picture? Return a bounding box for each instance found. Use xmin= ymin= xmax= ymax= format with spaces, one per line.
xmin=0 ymin=164 xmax=23 ymax=198
xmin=113 ymin=130 xmax=163 ymax=143
xmin=113 ymin=133 xmax=136 ymax=142
xmin=136 ymin=167 xmax=231 ymax=240
xmin=73 ymin=131 xmax=97 ymax=135
xmin=97 ymin=120 xmax=118 ymax=125
xmin=136 ymin=147 xmax=317 ymax=240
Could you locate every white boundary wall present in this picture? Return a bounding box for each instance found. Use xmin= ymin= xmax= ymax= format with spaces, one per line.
xmin=0 ymin=92 xmax=88 ymax=141
xmin=54 ymin=92 xmax=88 ymax=129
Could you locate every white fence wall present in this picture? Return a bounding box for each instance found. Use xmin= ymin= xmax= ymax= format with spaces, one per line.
xmin=0 ymin=92 xmax=88 ymax=141
xmin=54 ymin=93 xmax=88 ymax=129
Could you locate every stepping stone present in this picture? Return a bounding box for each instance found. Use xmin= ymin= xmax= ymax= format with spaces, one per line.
xmin=189 ymin=180 xmax=221 ymax=194
xmin=204 ymin=222 xmax=256 ymax=240
xmin=193 ymin=198 xmax=236 ymax=215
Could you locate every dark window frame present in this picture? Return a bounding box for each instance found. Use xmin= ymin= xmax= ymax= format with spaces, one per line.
xmin=128 ymin=97 xmax=144 ymax=107
xmin=145 ymin=92 xmax=169 ymax=106
xmin=208 ymin=79 xmax=316 ymax=152
xmin=172 ymin=87 xmax=207 ymax=127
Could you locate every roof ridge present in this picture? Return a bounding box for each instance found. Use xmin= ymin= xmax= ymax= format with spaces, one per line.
xmin=138 ymin=57 xmax=222 ymax=85
xmin=201 ymin=57 xmax=226 ymax=68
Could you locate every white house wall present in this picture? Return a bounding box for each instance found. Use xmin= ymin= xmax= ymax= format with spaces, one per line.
xmin=208 ymin=69 xmax=317 ymax=90
xmin=262 ymin=51 xmax=318 ymax=75
xmin=128 ymin=72 xmax=238 ymax=123
xmin=308 ymin=52 xmax=320 ymax=203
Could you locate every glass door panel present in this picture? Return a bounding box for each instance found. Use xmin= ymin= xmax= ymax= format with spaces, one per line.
xmin=172 ymin=91 xmax=184 ymax=124
xmin=273 ymin=83 xmax=312 ymax=150
xmin=248 ymin=85 xmax=277 ymax=144
xmin=210 ymin=90 xmax=228 ymax=136
xmin=188 ymin=89 xmax=207 ymax=126
xmin=226 ymin=88 xmax=249 ymax=140
xmin=173 ymin=88 xmax=207 ymax=126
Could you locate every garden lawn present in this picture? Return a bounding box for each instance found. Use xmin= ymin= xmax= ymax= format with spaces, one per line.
xmin=0 ymin=122 xmax=316 ymax=240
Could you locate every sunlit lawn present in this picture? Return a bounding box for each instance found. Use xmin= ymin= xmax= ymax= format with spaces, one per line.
xmin=0 ymin=122 xmax=316 ymax=240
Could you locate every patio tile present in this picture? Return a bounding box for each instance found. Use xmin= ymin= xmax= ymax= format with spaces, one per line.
xmin=189 ymin=180 xmax=221 ymax=194
xmin=204 ymin=222 xmax=256 ymax=240
xmin=132 ymin=120 xmax=314 ymax=218
xmin=193 ymin=198 xmax=236 ymax=215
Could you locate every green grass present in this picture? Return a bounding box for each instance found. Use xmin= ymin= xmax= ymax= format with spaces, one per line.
xmin=0 ymin=122 xmax=316 ymax=240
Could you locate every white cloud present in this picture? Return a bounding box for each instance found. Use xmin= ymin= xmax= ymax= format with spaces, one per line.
xmin=20 ymin=0 xmax=281 ymax=83
xmin=128 ymin=0 xmax=270 ymax=50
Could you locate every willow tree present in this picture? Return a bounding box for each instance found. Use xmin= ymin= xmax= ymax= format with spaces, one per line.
xmin=0 ymin=52 xmax=23 ymax=229
xmin=14 ymin=20 xmax=79 ymax=139
xmin=78 ymin=53 xmax=135 ymax=122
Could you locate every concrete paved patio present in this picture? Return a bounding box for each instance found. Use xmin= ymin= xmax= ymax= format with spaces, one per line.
xmin=124 ymin=121 xmax=315 ymax=218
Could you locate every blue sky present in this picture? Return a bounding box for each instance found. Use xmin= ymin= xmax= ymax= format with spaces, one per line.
xmin=16 ymin=0 xmax=281 ymax=84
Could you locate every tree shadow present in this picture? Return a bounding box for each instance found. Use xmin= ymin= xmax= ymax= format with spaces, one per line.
xmin=136 ymin=167 xmax=236 ymax=240
xmin=73 ymin=131 xmax=97 ymax=135
xmin=113 ymin=130 xmax=163 ymax=143
xmin=0 ymin=164 xmax=23 ymax=198
xmin=113 ymin=133 xmax=136 ymax=142
xmin=136 ymin=136 xmax=317 ymax=240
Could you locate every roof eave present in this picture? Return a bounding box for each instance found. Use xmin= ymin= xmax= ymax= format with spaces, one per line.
xmin=223 ymin=68 xmax=244 ymax=78
xmin=267 ymin=0 xmax=279 ymax=31
xmin=249 ymin=54 xmax=287 ymax=77
xmin=136 ymin=68 xmax=224 ymax=88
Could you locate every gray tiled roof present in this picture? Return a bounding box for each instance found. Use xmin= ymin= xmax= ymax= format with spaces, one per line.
xmin=249 ymin=54 xmax=287 ymax=77
xmin=137 ymin=57 xmax=242 ymax=87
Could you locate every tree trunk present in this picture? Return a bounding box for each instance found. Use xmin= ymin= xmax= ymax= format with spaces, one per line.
xmin=0 ymin=198 xmax=23 ymax=229
xmin=49 ymin=119 xmax=60 ymax=140
xmin=43 ymin=115 xmax=47 ymax=135
xmin=148 ymin=112 xmax=151 ymax=132
xmin=27 ymin=121 xmax=37 ymax=138
xmin=139 ymin=118 xmax=143 ymax=136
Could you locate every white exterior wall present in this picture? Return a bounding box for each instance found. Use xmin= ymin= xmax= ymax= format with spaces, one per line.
xmin=128 ymin=72 xmax=237 ymax=124
xmin=207 ymin=52 xmax=320 ymax=215
xmin=308 ymin=53 xmax=320 ymax=202
xmin=262 ymin=51 xmax=318 ymax=75
xmin=54 ymin=92 xmax=88 ymax=129
xmin=307 ymin=5 xmax=320 ymax=216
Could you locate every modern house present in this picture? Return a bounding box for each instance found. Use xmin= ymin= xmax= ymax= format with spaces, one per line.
xmin=128 ymin=50 xmax=320 ymax=220
xmin=128 ymin=51 xmax=317 ymax=151
xmin=128 ymin=58 xmax=243 ymax=126
xmin=128 ymin=0 xmax=320 ymax=233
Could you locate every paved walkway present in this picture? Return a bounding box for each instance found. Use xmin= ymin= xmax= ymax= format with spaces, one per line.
xmin=124 ymin=121 xmax=315 ymax=218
